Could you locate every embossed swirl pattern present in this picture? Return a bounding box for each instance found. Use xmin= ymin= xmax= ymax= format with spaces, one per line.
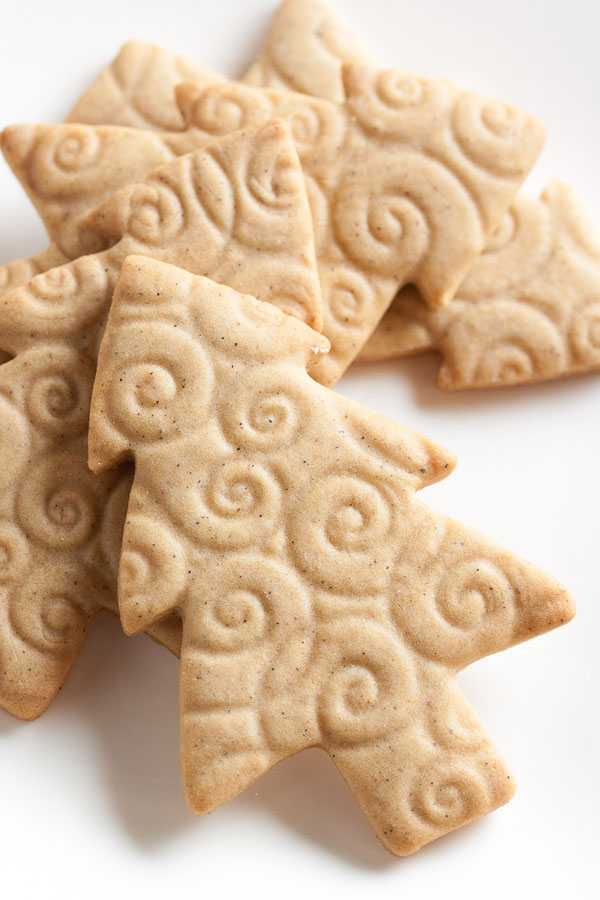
xmin=8 ymin=571 xmax=92 ymax=656
xmin=30 ymin=126 xmax=102 ymax=198
xmin=410 ymin=763 xmax=489 ymax=829
xmin=105 ymin=323 xmax=213 ymax=444
xmin=16 ymin=452 xmax=99 ymax=551
xmin=289 ymin=472 xmax=398 ymax=593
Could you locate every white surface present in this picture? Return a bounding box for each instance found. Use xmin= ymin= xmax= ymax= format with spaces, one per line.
xmin=0 ymin=1 xmax=598 ymax=897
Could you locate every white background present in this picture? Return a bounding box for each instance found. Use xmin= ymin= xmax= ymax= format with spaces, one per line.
xmin=0 ymin=1 xmax=599 ymax=897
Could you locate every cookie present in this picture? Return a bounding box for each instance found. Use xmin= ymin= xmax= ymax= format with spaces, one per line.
xmin=243 ymin=0 xmax=369 ymax=100
xmin=358 ymin=180 xmax=600 ymax=387
xmin=88 ymin=254 xmax=574 ymax=857
xmin=1 ymin=0 xmax=350 ymax=299
xmin=166 ymin=69 xmax=545 ymax=384
xmin=3 ymin=64 xmax=545 ymax=391
xmin=0 ymin=120 xmax=321 ymax=719
xmin=66 ymin=40 xmax=223 ymax=132
xmin=67 ymin=0 xmax=360 ymax=133
xmin=0 ymin=245 xmax=70 ymax=305
xmin=1 ymin=124 xmax=173 ymax=261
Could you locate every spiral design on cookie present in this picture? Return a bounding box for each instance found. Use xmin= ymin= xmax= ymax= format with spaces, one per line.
xmin=259 ymin=264 xmax=320 ymax=326
xmin=122 ymin=181 xmax=184 ymax=246
xmin=426 ymin=682 xmax=487 ymax=751
xmin=186 ymin=555 xmax=310 ymax=652
xmin=48 ymin=126 xmax=100 ymax=172
xmin=21 ymin=256 xmax=111 ymax=328
xmin=334 ymin=181 xmax=429 ymax=278
xmin=257 ymin=5 xmax=360 ymax=100
xmin=29 ymin=126 xmax=102 ymax=198
xmin=345 ymin=67 xmax=435 ymax=140
xmin=395 ymin=547 xmax=516 ymax=667
xmin=325 ymin=265 xmax=377 ymax=330
xmin=16 ymin=451 xmax=99 ymax=550
xmin=441 ymin=301 xmax=565 ymax=388
xmin=289 ymin=473 xmax=397 ymax=593
xmin=475 ymin=344 xmax=543 ymax=386
xmin=409 ymin=762 xmax=489 ymax=829
xmin=234 ymin=127 xmax=305 ymax=250
xmin=219 ymin=370 xmax=305 ymax=452
xmin=104 ymin=323 xmax=213 ymax=445
xmin=0 ymin=252 xmax=55 ymax=295
xmin=436 ymin=560 xmax=514 ymax=631
xmin=30 ymin=265 xmax=76 ymax=301
xmin=8 ymin=574 xmax=93 ymax=656
xmin=451 ymin=92 xmax=541 ymax=178
xmin=333 ymin=147 xmax=478 ymax=279
xmin=27 ymin=366 xmax=88 ymax=434
xmin=213 ymin=253 xmax=320 ymax=329
xmin=248 ymin=144 xmax=299 ymax=210
xmin=569 ymin=302 xmax=600 ymax=364
xmin=120 ymin=515 xmax=186 ymax=624
xmin=172 ymin=459 xmax=281 ymax=550
xmin=282 ymin=96 xmax=346 ymax=163
xmin=206 ymin=461 xmax=280 ymax=542
xmin=460 ymin=196 xmax=552 ymax=300
xmin=316 ymin=621 xmax=414 ymax=745
xmin=0 ymin=522 xmax=29 ymax=584
xmin=23 ymin=346 xmax=93 ymax=437
xmin=190 ymin=85 xmax=271 ymax=136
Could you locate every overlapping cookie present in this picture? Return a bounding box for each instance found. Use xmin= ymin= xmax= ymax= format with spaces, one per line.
xmin=4 ymin=0 xmax=596 ymax=393
xmin=153 ymin=70 xmax=545 ymax=385
xmin=243 ymin=0 xmax=368 ymax=101
xmin=60 ymin=0 xmax=600 ymax=394
xmin=0 ymin=0 xmax=353 ymax=298
xmin=66 ymin=40 xmax=223 ymax=132
xmin=88 ymin=255 xmax=574 ymax=856
xmin=2 ymin=65 xmax=546 ymax=385
xmin=0 ymin=120 xmax=322 ymax=719
xmin=358 ymin=179 xmax=600 ymax=387
xmin=68 ymin=0 xmax=364 ymax=133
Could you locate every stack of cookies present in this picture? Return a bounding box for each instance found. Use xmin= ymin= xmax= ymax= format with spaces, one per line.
xmin=1 ymin=0 xmax=590 ymax=857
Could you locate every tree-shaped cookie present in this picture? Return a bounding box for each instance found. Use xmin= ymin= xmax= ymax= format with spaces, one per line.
xmin=1 ymin=124 xmax=174 ymax=262
xmin=89 ymin=255 xmax=574 ymax=857
xmin=66 ymin=40 xmax=223 ymax=132
xmin=0 ymin=245 xmax=70 ymax=303
xmin=0 ymin=0 xmax=360 ymax=298
xmin=359 ymin=180 xmax=600 ymax=387
xmin=243 ymin=0 xmax=369 ymax=101
xmin=3 ymin=63 xmax=544 ymax=385
xmin=67 ymin=0 xmax=362 ymax=132
xmin=121 ymin=66 xmax=545 ymax=385
xmin=0 ymin=120 xmax=322 ymax=719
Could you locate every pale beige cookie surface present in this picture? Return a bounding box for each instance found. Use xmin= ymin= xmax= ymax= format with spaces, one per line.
xmin=0 ymin=0 xmax=349 ymax=297
xmin=0 ymin=41 xmax=219 ymax=300
xmin=3 ymin=65 xmax=544 ymax=390
xmin=170 ymin=70 xmax=545 ymax=383
xmin=243 ymin=0 xmax=369 ymax=100
xmin=89 ymin=255 xmax=574 ymax=857
xmin=66 ymin=40 xmax=223 ymax=132
xmin=359 ymin=180 xmax=600 ymax=388
xmin=0 ymin=244 xmax=69 ymax=303
xmin=0 ymin=120 xmax=321 ymax=719
xmin=67 ymin=0 xmax=362 ymax=132
xmin=1 ymin=125 xmax=173 ymax=260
